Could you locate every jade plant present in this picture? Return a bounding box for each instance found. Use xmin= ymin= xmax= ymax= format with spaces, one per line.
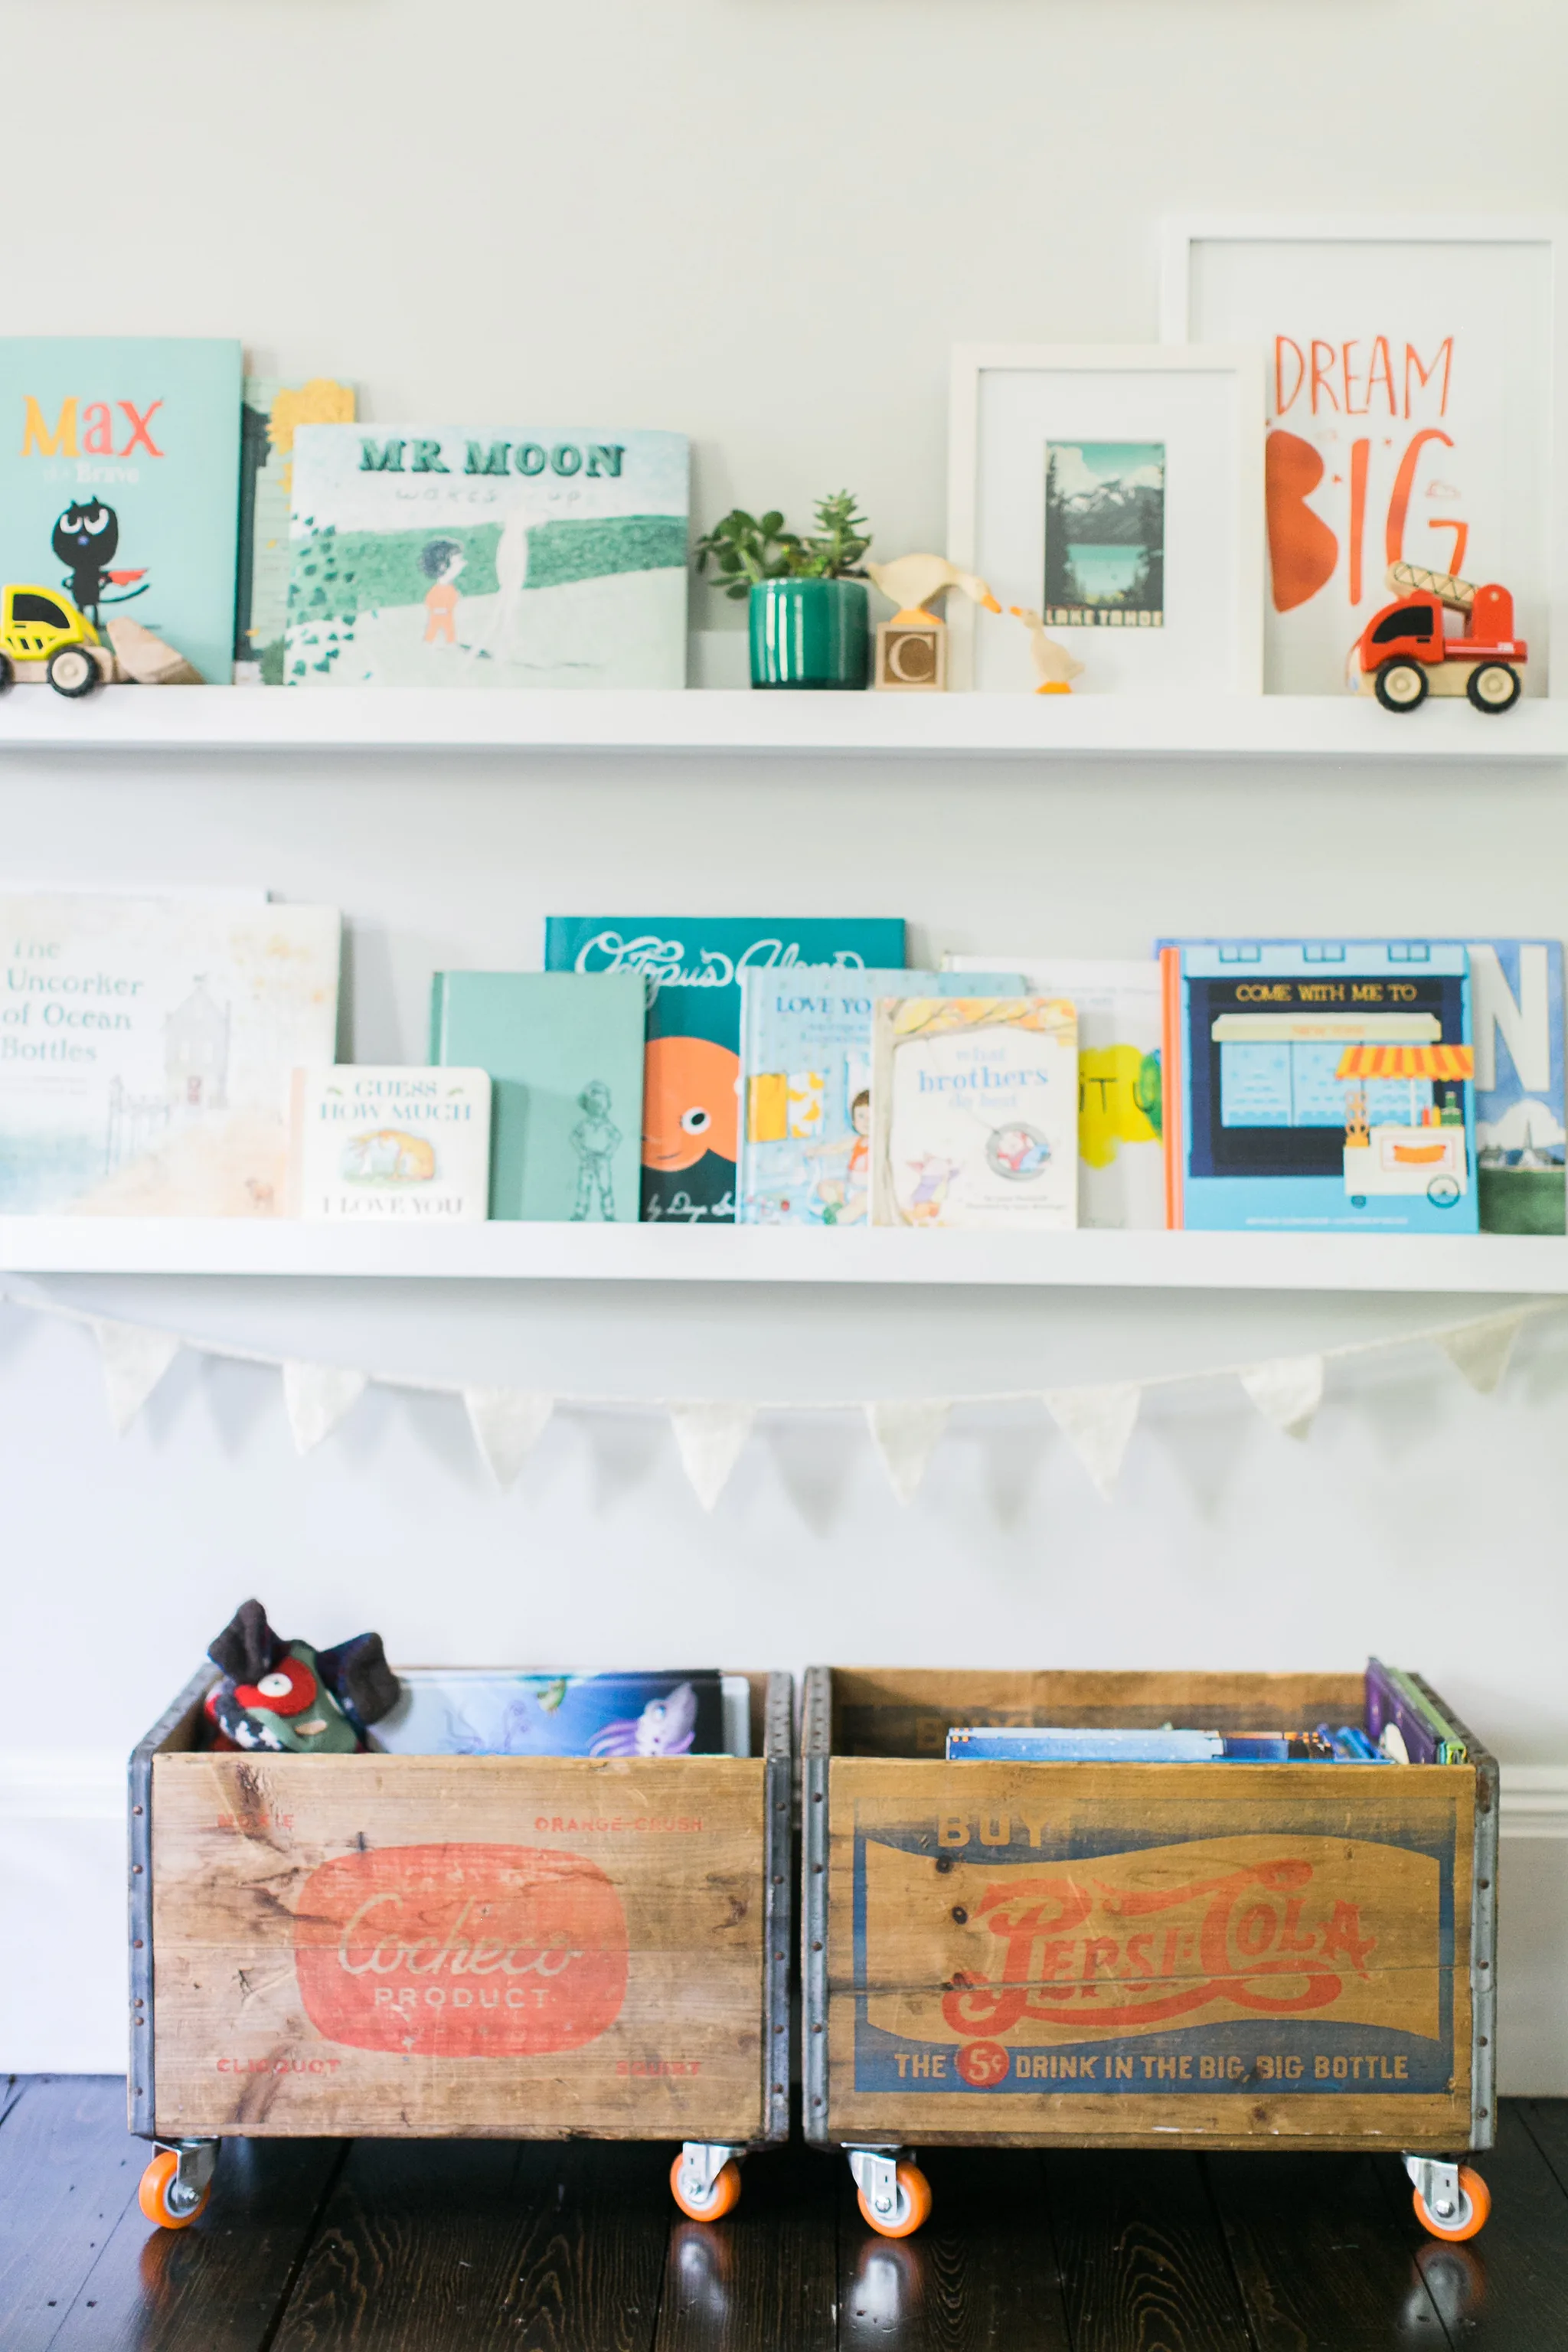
xmin=695 ymin=492 xmax=872 ymax=599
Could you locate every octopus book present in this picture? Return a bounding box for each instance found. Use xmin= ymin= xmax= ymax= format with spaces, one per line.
xmin=545 ymin=918 xmax=906 ymax=1223
xmin=429 ymin=971 xmax=645 ymax=1223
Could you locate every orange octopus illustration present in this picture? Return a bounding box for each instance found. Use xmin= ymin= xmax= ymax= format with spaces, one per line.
xmin=642 ymin=1035 xmax=740 ymax=1172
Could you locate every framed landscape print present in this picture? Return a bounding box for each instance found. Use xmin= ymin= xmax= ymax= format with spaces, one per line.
xmin=1161 ymin=216 xmax=1568 ymax=695
xmin=948 ymin=347 xmax=1265 ymax=694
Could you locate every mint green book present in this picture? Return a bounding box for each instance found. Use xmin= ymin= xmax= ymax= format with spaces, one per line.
xmin=429 ymin=972 xmax=645 ymax=1221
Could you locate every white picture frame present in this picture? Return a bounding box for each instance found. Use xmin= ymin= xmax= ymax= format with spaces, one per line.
xmin=1161 ymin=215 xmax=1568 ymax=697
xmin=947 ymin=345 xmax=1266 ymax=696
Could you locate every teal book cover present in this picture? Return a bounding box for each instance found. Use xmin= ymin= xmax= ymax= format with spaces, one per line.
xmin=429 ymin=972 xmax=646 ymax=1221
xmin=0 ymin=337 xmax=241 ymax=683
xmin=738 ymin=968 xmax=1024 ymax=1225
xmin=285 ymin=425 xmax=688 ymax=688
xmin=544 ymin=918 xmax=906 ymax=1222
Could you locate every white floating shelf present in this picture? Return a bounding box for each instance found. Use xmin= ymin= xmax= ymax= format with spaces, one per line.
xmin=0 ymin=686 xmax=1565 ymax=761
xmin=2 ymin=1220 xmax=1562 ymax=1292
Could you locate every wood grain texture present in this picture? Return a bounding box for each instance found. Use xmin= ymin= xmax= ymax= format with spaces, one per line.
xmin=0 ymin=2076 xmax=143 ymax=2352
xmin=49 ymin=2135 xmax=343 ymax=2352
xmin=1423 ymin=2104 xmax=1568 ymax=2347
xmin=151 ymin=1752 xmax=766 ymax=2141
xmin=839 ymin=2150 xmax=1071 ymax=2350
xmin=655 ymin=2138 xmax=836 ymax=2352
xmin=1207 ymin=2150 xmax=1449 ymax=2349
xmin=1044 ymin=2148 xmax=1253 ymax=2352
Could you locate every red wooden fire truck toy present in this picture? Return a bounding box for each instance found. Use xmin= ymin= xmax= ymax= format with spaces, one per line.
xmin=1353 ymin=561 xmax=1526 ymax=713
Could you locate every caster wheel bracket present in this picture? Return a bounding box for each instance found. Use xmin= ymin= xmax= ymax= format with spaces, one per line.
xmin=848 ymin=2145 xmax=905 ymax=2226
xmin=155 ymin=2137 xmax=219 ymax=2218
xmin=676 ymin=2141 xmax=743 ymax=2210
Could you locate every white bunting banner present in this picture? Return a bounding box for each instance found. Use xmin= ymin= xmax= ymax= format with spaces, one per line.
xmin=1432 ymin=1308 xmax=1528 ymax=1396
xmin=92 ymin=1317 xmax=182 ymax=1436
xmin=668 ymin=1401 xmax=756 ymax=1511
xmin=462 ymin=1387 xmax=554 ymax=1489
xmin=1238 ymin=1354 xmax=1326 ymax=1441
xmin=866 ymin=1398 xmax=952 ymax=1506
xmin=282 ymin=1361 xmax=369 ymax=1456
xmin=1043 ymin=1383 xmax=1142 ymax=1500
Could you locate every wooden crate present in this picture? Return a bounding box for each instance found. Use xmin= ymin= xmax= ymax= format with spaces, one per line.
xmin=802 ymin=1668 xmax=1496 ymax=2155
xmin=131 ymin=1668 xmax=792 ymax=2147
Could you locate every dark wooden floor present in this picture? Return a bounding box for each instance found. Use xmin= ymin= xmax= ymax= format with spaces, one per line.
xmin=7 ymin=2082 xmax=1568 ymax=2351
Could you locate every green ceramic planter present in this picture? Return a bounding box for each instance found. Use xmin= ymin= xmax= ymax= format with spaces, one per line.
xmin=749 ymin=579 xmax=870 ymax=690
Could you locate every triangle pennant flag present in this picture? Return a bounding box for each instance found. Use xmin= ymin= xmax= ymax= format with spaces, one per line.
xmin=463 ymin=1387 xmax=554 ymax=1488
xmin=1043 ymin=1383 xmax=1142 ymax=1499
xmin=669 ymin=1401 xmax=756 ymax=1511
xmin=1238 ymin=1354 xmax=1325 ymax=1441
xmin=93 ymin=1318 xmax=182 ymax=1436
xmin=1433 ymin=1309 xmax=1528 ymax=1396
xmin=865 ymin=1398 xmax=951 ymax=1505
xmin=282 ymin=1361 xmax=368 ymax=1455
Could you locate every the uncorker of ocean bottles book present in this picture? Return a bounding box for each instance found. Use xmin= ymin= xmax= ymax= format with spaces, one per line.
xmin=544 ymin=917 xmax=906 ymax=1223
xmin=0 ymin=335 xmax=242 ymax=684
xmin=284 ymin=426 xmax=690 ymax=688
xmin=0 ymin=894 xmax=340 ymax=1216
xmin=871 ymin=995 xmax=1080 ymax=1230
xmin=286 ymin=1067 xmax=491 ymax=1221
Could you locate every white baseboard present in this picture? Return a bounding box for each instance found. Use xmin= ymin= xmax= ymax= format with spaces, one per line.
xmin=5 ymin=1753 xmax=1567 ymax=2092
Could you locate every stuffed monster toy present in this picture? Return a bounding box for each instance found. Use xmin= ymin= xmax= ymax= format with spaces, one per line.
xmin=205 ymin=1598 xmax=400 ymax=1754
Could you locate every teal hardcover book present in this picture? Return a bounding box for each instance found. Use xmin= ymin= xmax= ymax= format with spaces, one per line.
xmin=0 ymin=337 xmax=242 ymax=684
xmin=544 ymin=917 xmax=906 ymax=1222
xmin=429 ymin=972 xmax=646 ymax=1221
xmin=738 ymin=968 xmax=1025 ymax=1224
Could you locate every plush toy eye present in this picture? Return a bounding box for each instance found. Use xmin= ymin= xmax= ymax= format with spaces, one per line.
xmin=235 ymin=1657 xmax=318 ymax=1717
xmin=680 ymin=1106 xmax=711 ymax=1135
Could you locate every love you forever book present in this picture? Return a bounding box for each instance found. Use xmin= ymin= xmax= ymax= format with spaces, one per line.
xmin=0 ymin=894 xmax=340 ymax=1216
xmin=871 ymin=996 xmax=1079 ymax=1229
xmin=288 ymin=1067 xmax=490 ymax=1221
xmin=285 ymin=426 xmax=689 ymax=688
xmin=545 ymin=918 xmax=906 ymax=1223
xmin=0 ymin=337 xmax=242 ymax=683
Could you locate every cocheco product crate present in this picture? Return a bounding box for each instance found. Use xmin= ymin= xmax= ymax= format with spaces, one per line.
xmin=129 ymin=1666 xmax=791 ymax=2230
xmin=802 ymin=1666 xmax=1497 ymax=2243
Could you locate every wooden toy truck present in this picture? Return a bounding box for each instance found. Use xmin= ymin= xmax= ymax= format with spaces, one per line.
xmin=1354 ymin=561 xmax=1526 ymax=712
xmin=130 ymin=1665 xmax=792 ymax=2230
xmin=802 ymin=1665 xmax=1496 ymax=2243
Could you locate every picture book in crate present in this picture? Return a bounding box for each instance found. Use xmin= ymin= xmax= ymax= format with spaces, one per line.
xmin=738 ymin=967 xmax=1025 ymax=1225
xmin=871 ymin=995 xmax=1079 ymax=1229
xmin=946 ymin=954 xmax=1165 ymax=1228
xmin=235 ymin=376 xmax=354 ymax=683
xmin=544 ymin=918 xmax=906 ymax=1223
xmin=1160 ymin=940 xmax=1478 ymax=1233
xmin=285 ymin=426 xmax=689 ymax=688
xmin=429 ymin=971 xmax=645 ymax=1221
xmin=0 ymin=336 xmax=242 ymax=683
xmin=0 ymin=894 xmax=340 ymax=1216
xmin=287 ymin=1067 xmax=490 ymax=1221
xmin=371 ymin=1669 xmax=744 ymax=1758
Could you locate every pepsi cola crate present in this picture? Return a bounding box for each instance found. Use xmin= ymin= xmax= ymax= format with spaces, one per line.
xmin=130 ymin=1666 xmax=792 ymax=2152
xmin=802 ymin=1666 xmax=1495 ymax=2158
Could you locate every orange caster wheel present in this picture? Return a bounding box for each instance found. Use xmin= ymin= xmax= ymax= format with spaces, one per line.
xmin=670 ymin=2146 xmax=743 ymax=2222
xmin=1410 ymin=2160 xmax=1490 ymax=2243
xmin=138 ymin=2148 xmax=211 ymax=2230
xmin=854 ymin=2157 xmax=932 ymax=2239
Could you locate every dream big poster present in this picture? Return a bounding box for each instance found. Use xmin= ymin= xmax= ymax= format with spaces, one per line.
xmin=1171 ymin=229 xmax=1555 ymax=694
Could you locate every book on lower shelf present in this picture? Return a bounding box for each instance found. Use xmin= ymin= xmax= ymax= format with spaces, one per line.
xmin=287 ymin=1067 xmax=490 ymax=1221
xmin=0 ymin=893 xmax=340 ymax=1217
xmin=871 ymin=995 xmax=1080 ymax=1229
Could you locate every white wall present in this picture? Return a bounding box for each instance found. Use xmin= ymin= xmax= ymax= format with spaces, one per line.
xmin=3 ymin=0 xmax=1568 ymax=2083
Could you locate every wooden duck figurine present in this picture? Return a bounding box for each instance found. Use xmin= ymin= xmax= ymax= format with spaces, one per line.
xmin=1010 ymin=605 xmax=1085 ymax=694
xmin=866 ymin=554 xmax=1002 ymax=625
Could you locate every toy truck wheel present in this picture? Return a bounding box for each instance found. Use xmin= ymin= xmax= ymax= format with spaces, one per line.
xmin=857 ymin=2160 xmax=933 ymax=2239
xmin=1374 ymin=658 xmax=1429 ymax=711
xmin=1413 ymin=2163 xmax=1491 ymax=2243
xmin=47 ymin=645 xmax=100 ymax=699
xmin=1467 ymin=662 xmax=1521 ymax=713
xmin=138 ymin=2149 xmax=211 ymax=2230
xmin=0 ymin=653 xmax=12 ymax=693
xmin=668 ymin=2151 xmax=742 ymax=2222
